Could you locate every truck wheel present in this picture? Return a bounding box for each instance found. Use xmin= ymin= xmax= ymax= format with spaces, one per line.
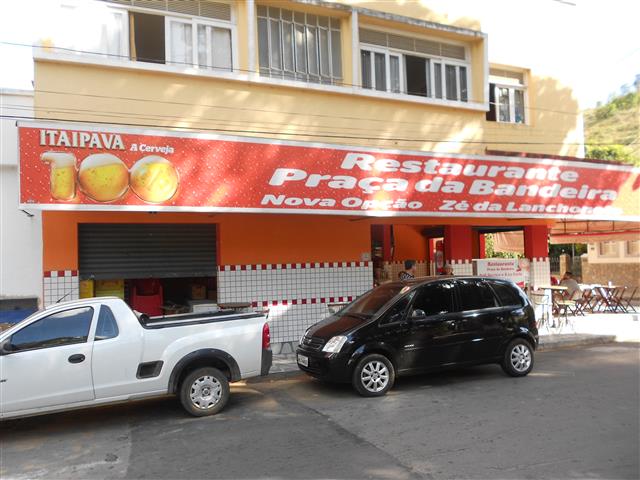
xmin=501 ymin=338 xmax=534 ymax=377
xmin=352 ymin=354 xmax=395 ymax=397
xmin=180 ymin=367 xmax=229 ymax=416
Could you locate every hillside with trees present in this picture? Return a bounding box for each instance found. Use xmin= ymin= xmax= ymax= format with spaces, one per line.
xmin=584 ymin=89 xmax=640 ymax=165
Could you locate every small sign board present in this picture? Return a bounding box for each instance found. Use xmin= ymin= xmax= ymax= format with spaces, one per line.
xmin=473 ymin=258 xmax=530 ymax=287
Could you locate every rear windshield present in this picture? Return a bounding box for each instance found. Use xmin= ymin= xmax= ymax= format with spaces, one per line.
xmin=339 ymin=284 xmax=406 ymax=318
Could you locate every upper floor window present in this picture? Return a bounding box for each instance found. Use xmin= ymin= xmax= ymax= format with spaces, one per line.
xmin=57 ymin=1 xmax=235 ymax=71
xmin=487 ymin=68 xmax=527 ymax=124
xmin=359 ymin=29 xmax=469 ymax=103
xmin=598 ymin=241 xmax=619 ymax=258
xmin=257 ymin=6 xmax=343 ymax=84
xmin=626 ymin=240 xmax=639 ymax=257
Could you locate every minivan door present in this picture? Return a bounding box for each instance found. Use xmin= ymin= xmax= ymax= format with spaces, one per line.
xmin=0 ymin=306 xmax=96 ymax=415
xmin=406 ymin=281 xmax=460 ymax=369
xmin=375 ymin=292 xmax=416 ymax=372
xmin=454 ymin=279 xmax=504 ymax=363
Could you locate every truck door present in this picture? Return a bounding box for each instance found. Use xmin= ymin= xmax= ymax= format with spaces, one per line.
xmin=91 ymin=303 xmax=146 ymax=399
xmin=0 ymin=306 xmax=96 ymax=415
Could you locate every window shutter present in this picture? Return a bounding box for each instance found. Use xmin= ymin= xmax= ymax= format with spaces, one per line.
xmin=360 ymin=28 xmax=466 ymax=61
xmin=414 ymin=39 xmax=440 ymax=56
xmin=100 ymin=0 xmax=232 ymax=22
xmin=166 ymin=0 xmax=199 ymax=16
xmin=359 ymin=29 xmax=387 ymax=47
xmin=198 ymin=1 xmax=231 ymax=21
xmin=388 ymin=34 xmax=414 ymax=51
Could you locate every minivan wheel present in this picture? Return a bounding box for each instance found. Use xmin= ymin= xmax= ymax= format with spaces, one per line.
xmin=179 ymin=367 xmax=229 ymax=416
xmin=352 ymin=354 xmax=395 ymax=397
xmin=501 ymin=338 xmax=534 ymax=377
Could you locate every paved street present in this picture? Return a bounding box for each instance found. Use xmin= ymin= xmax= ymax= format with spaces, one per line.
xmin=1 ymin=343 xmax=638 ymax=480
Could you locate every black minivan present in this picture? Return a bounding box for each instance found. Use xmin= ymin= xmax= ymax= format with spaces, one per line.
xmin=296 ymin=276 xmax=538 ymax=396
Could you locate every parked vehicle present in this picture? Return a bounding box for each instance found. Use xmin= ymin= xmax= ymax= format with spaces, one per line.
xmin=0 ymin=297 xmax=272 ymax=419
xmin=297 ymin=277 xmax=537 ymax=396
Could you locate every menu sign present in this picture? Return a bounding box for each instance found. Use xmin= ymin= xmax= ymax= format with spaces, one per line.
xmin=473 ymin=258 xmax=530 ymax=287
xmin=19 ymin=122 xmax=640 ymax=220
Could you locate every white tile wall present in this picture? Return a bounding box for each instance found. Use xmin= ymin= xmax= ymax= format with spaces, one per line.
xmin=451 ymin=259 xmax=473 ymax=275
xmin=383 ymin=261 xmax=429 ymax=280
xmin=530 ymin=257 xmax=551 ymax=289
xmin=217 ymin=262 xmax=373 ymax=343
xmin=43 ymin=270 xmax=79 ymax=307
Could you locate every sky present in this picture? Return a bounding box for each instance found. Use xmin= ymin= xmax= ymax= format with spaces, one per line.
xmin=0 ymin=0 xmax=638 ymax=108
xmin=422 ymin=0 xmax=640 ymax=107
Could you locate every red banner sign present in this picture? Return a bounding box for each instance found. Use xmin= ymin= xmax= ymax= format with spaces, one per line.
xmin=19 ymin=122 xmax=640 ymax=220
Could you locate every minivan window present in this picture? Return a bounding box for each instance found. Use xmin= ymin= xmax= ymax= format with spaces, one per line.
xmin=340 ymin=283 xmax=406 ymax=317
xmin=411 ymin=281 xmax=455 ymax=316
xmin=489 ymin=281 xmax=524 ymax=307
xmin=380 ymin=292 xmax=415 ymax=325
xmin=10 ymin=307 xmax=94 ymax=352
xmin=457 ymin=279 xmax=498 ymax=310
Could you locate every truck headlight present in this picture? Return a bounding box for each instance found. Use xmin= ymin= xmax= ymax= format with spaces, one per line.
xmin=322 ymin=335 xmax=348 ymax=353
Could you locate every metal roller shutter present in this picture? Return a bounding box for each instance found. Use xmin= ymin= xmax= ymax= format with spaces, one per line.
xmin=79 ymin=223 xmax=217 ymax=280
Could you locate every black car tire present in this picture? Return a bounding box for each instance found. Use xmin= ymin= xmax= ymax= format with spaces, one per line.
xmin=180 ymin=367 xmax=230 ymax=416
xmin=501 ymin=338 xmax=534 ymax=377
xmin=352 ymin=354 xmax=395 ymax=397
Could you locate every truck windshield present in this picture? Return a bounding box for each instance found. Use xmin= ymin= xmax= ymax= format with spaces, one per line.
xmin=338 ymin=284 xmax=406 ymax=318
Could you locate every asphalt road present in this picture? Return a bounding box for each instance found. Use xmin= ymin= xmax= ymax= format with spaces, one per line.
xmin=1 ymin=343 xmax=638 ymax=480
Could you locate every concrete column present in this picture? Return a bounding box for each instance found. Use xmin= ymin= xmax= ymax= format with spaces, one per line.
xmin=524 ymin=225 xmax=550 ymax=289
xmin=444 ymin=225 xmax=473 ymax=275
xmin=350 ymin=10 xmax=359 ymax=86
xmin=478 ymin=234 xmax=486 ymax=259
xmin=559 ymin=253 xmax=571 ymax=276
xmin=523 ymin=225 xmax=548 ymax=259
xmin=247 ymin=0 xmax=256 ymax=75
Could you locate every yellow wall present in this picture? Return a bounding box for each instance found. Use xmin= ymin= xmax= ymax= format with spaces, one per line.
xmin=33 ymin=59 xmax=579 ymax=157
xmin=33 ymin=0 xmax=581 ymax=157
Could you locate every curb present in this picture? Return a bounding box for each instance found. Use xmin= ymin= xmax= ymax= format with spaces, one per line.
xmin=538 ymin=334 xmax=616 ymax=351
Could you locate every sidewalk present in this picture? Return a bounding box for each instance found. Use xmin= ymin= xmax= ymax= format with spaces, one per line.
xmin=270 ymin=312 xmax=638 ymax=373
xmin=538 ymin=312 xmax=640 ymax=343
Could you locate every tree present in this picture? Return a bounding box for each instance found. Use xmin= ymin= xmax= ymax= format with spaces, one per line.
xmin=484 ymin=234 xmax=523 ymax=259
xmin=586 ymin=145 xmax=633 ymax=162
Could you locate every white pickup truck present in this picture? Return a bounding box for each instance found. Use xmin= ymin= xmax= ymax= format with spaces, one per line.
xmin=0 ymin=297 xmax=272 ymax=419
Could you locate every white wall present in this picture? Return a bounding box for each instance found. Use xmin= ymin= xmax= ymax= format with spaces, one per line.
xmin=0 ymin=89 xmax=42 ymax=304
xmin=587 ymin=240 xmax=640 ymax=265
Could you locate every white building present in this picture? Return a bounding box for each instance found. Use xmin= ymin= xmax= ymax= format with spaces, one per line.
xmin=0 ymin=89 xmax=42 ymax=313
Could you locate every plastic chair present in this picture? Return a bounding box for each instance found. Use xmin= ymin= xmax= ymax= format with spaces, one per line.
xmin=132 ymin=279 xmax=164 ymax=316
xmin=621 ymin=287 xmax=638 ymax=313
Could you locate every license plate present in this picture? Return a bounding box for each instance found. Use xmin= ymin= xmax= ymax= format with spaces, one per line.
xmin=297 ymin=354 xmax=309 ymax=367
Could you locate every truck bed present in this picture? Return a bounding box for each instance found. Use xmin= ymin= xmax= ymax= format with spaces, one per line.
xmin=141 ymin=310 xmax=266 ymax=329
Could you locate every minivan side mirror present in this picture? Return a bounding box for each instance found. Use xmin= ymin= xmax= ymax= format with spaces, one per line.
xmin=411 ymin=309 xmax=426 ymax=319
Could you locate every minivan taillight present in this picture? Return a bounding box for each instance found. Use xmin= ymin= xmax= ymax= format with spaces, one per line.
xmin=262 ymin=323 xmax=271 ymax=350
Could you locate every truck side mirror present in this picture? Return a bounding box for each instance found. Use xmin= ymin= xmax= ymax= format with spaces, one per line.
xmin=0 ymin=338 xmax=14 ymax=356
xmin=411 ymin=309 xmax=426 ymax=319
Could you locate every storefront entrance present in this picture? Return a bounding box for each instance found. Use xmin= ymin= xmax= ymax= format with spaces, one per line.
xmin=78 ymin=223 xmax=217 ymax=315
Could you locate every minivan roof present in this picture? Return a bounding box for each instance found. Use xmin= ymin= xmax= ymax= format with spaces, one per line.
xmin=390 ymin=276 xmax=516 ymax=288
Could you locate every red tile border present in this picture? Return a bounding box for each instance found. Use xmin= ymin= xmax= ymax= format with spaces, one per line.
xmin=218 ymin=262 xmax=371 ymax=271
xmin=44 ymin=270 xmax=79 ymax=278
